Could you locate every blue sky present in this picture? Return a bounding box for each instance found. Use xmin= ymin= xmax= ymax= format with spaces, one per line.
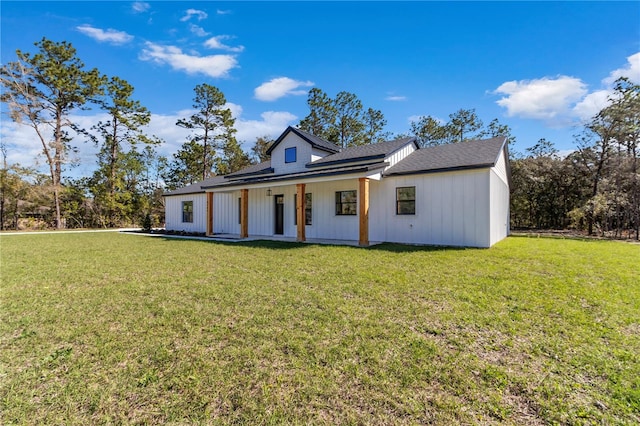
xmin=2 ymin=1 xmax=639 ymax=178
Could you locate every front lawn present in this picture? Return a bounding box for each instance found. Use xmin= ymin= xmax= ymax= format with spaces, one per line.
xmin=1 ymin=233 xmax=638 ymax=424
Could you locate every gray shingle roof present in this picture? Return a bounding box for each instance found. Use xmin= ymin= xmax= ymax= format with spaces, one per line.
xmin=201 ymin=162 xmax=389 ymax=190
xmin=165 ymin=136 xmax=507 ymax=196
xmin=163 ymin=175 xmax=226 ymax=196
xmin=308 ymin=137 xmax=417 ymax=167
xmin=225 ymin=160 xmax=273 ymax=178
xmin=384 ymin=137 xmax=507 ymax=176
xmin=266 ymin=126 xmax=340 ymax=155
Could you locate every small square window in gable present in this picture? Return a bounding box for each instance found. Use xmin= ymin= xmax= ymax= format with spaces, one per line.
xmin=285 ymin=147 xmax=297 ymax=163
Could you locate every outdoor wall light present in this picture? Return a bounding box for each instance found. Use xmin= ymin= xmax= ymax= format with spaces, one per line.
xmin=266 ymin=188 xmax=272 ymax=196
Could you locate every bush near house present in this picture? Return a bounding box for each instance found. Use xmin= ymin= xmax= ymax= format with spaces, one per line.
xmin=1 ymin=233 xmax=638 ymax=424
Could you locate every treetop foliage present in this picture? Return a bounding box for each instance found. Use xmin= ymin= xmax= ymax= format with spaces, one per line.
xmin=298 ymin=88 xmax=387 ymax=148
xmin=409 ymin=109 xmax=515 ymax=148
xmin=174 ymin=83 xmax=236 ymax=181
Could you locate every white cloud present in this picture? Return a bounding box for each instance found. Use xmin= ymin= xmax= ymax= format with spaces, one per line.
xmin=1 ymin=121 xmax=49 ymax=170
xmin=76 ymin=24 xmax=134 ymax=45
xmin=204 ymin=35 xmax=244 ymax=52
xmin=217 ymin=9 xmax=232 ymax=15
xmin=494 ymin=76 xmax=587 ymax=120
xmin=189 ymin=24 xmax=210 ymax=37
xmin=254 ymin=77 xmax=314 ymax=101
xmin=572 ymin=90 xmax=612 ymax=121
xmin=0 ymin=114 xmax=106 ymax=178
xmin=180 ymin=9 xmax=207 ymax=22
xmin=132 ymin=2 xmax=150 ymax=13
xmin=233 ymin=110 xmax=298 ymax=146
xmin=572 ymin=51 xmax=640 ymax=121
xmin=145 ymin=104 xmax=297 ymax=154
xmin=139 ymin=42 xmax=238 ymax=78
xmin=604 ymin=52 xmax=640 ymax=86
xmin=386 ymin=95 xmax=407 ymax=101
xmin=494 ymin=51 xmax=640 ymax=125
xmin=144 ymin=105 xmax=296 ymax=156
xmin=1 ymin=105 xmax=297 ymax=177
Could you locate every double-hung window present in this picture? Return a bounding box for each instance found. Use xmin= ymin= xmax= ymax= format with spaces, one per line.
xmin=335 ymin=190 xmax=357 ymax=215
xmin=182 ymin=201 xmax=194 ymax=223
xmin=396 ymin=187 xmax=416 ymax=215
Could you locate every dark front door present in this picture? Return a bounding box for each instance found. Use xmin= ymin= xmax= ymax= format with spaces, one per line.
xmin=274 ymin=194 xmax=284 ymax=235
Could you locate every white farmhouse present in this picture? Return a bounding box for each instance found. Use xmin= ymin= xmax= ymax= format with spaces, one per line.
xmin=164 ymin=126 xmax=510 ymax=247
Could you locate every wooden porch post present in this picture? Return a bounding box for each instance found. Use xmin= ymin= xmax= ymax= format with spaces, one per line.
xmin=296 ymin=183 xmax=306 ymax=242
xmin=240 ymin=188 xmax=249 ymax=238
xmin=206 ymin=192 xmax=214 ymax=236
xmin=359 ymin=178 xmax=369 ymax=246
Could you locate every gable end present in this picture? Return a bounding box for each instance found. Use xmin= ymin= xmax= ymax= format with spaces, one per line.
xmin=266 ymin=126 xmax=340 ymax=156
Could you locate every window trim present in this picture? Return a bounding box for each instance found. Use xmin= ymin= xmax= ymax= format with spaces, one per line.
xmin=396 ymin=186 xmax=416 ymax=215
xmin=285 ymin=147 xmax=297 ymax=163
xmin=335 ymin=190 xmax=357 ymax=216
xmin=294 ymin=193 xmax=313 ymax=225
xmin=182 ymin=200 xmax=194 ymax=223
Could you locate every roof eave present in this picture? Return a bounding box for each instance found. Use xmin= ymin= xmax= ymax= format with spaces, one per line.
xmin=162 ymin=189 xmax=205 ymax=197
xmin=306 ymin=153 xmax=386 ymax=168
xmin=225 ymin=168 xmax=275 ymax=180
xmin=202 ymin=162 xmax=388 ymax=190
xmin=385 ymin=163 xmax=494 ymax=177
xmin=265 ymin=126 xmax=340 ymax=156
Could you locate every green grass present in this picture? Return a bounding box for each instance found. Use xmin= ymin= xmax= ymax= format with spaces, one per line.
xmin=1 ymin=233 xmax=638 ymax=425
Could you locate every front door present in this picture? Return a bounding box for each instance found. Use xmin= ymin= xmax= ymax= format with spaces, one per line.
xmin=274 ymin=194 xmax=284 ymax=235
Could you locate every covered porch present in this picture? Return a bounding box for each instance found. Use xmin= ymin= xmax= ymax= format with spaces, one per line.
xmin=203 ymin=172 xmax=381 ymax=247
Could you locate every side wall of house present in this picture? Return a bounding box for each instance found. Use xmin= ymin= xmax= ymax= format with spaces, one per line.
xmin=164 ymin=193 xmax=207 ymax=233
xmin=369 ymin=170 xmax=492 ymax=247
xmin=172 ymin=167 xmax=507 ymax=247
xmin=488 ymin=149 xmax=510 ymax=246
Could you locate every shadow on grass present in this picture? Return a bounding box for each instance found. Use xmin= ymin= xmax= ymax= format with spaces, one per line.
xmin=158 ymin=236 xmax=306 ymax=250
xmin=367 ymin=242 xmax=471 ymax=253
xmin=158 ymin=235 xmax=472 ymax=253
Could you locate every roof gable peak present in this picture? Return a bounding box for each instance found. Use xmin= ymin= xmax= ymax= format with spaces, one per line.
xmin=265 ymin=126 xmax=340 ymax=156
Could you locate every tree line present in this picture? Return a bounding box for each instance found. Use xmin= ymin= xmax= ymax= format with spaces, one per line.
xmin=511 ymin=79 xmax=639 ymax=238
xmin=1 ymin=38 xmax=638 ymax=239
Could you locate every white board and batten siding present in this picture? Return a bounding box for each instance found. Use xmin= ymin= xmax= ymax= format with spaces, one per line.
xmin=211 ymin=192 xmax=241 ymax=235
xmin=209 ymin=180 xmax=362 ymax=241
xmin=165 ymin=193 xmax=207 ymax=233
xmin=304 ymin=180 xmax=360 ymax=241
xmin=488 ymin=149 xmax=510 ymax=246
xmin=369 ymin=170 xmax=492 ymax=247
xmin=166 ymin=171 xmax=506 ymax=247
xmin=311 ymin=148 xmax=330 ymax=163
xmin=270 ymin=133 xmax=323 ymax=174
xmin=385 ymin=143 xmax=417 ymax=168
